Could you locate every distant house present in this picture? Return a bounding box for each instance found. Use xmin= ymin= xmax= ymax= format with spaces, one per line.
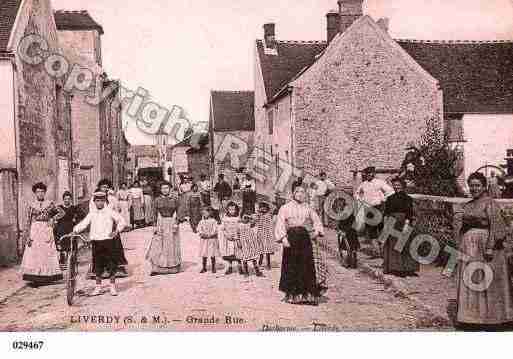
xmin=54 ymin=10 xmax=127 ymax=203
xmin=253 ymin=0 xmax=513 ymax=197
xmin=209 ymin=90 xmax=255 ymax=186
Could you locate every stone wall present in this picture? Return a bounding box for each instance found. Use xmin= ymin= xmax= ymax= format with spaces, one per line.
xmin=15 ymin=0 xmax=64 ymax=233
xmin=0 ymin=171 xmax=18 ymax=266
xmin=291 ymin=17 xmax=442 ymax=188
xmin=411 ymin=194 xmax=513 ymax=264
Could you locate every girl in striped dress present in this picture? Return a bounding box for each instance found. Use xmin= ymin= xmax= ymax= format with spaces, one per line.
xmin=256 ymin=202 xmax=275 ymax=270
xmin=220 ymin=202 xmax=243 ymax=275
xmin=237 ymin=214 xmax=264 ymax=277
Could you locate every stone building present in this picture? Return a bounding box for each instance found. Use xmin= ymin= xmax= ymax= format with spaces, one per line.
xmin=209 ymin=90 xmax=255 ymax=187
xmin=253 ymin=0 xmax=513 ymax=197
xmin=167 ymin=132 xmax=209 ymax=185
xmin=0 ymin=0 xmax=72 ymax=264
xmin=54 ymin=10 xmax=128 ymax=203
xmin=100 ymin=79 xmax=127 ymax=189
xmin=0 ymin=2 xmax=128 ymax=265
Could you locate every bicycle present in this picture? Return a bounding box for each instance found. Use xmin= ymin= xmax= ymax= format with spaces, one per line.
xmin=58 ymin=233 xmax=90 ymax=306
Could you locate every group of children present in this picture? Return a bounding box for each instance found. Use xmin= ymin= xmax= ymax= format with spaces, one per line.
xmin=197 ymin=201 xmax=275 ymax=277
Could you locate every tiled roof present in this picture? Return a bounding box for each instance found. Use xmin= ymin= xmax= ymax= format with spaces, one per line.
xmin=210 ymin=91 xmax=255 ymax=131
xmin=257 ymin=36 xmax=513 ymax=114
xmin=0 ymin=0 xmax=22 ymax=52
xmin=256 ymin=39 xmax=327 ymax=101
xmin=397 ymin=40 xmax=513 ymax=114
xmin=54 ymin=10 xmax=104 ymax=34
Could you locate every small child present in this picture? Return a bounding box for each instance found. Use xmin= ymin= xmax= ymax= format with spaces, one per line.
xmin=220 ymin=202 xmax=243 ymax=275
xmin=237 ymin=214 xmax=264 ymax=277
xmin=255 ymin=202 xmax=275 ymax=270
xmin=73 ymin=190 xmax=126 ymax=296
xmin=197 ymin=207 xmax=221 ymax=273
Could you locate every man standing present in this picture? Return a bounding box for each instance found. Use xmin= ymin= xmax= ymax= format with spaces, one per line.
xmin=291 ymin=176 xmax=304 ymax=193
xmin=354 ymin=167 xmax=395 ymax=252
xmin=315 ymin=172 xmax=335 ymax=225
xmin=213 ymin=173 xmax=232 ymax=215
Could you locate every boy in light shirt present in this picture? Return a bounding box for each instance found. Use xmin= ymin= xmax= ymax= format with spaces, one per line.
xmin=74 ymin=191 xmax=126 ymax=296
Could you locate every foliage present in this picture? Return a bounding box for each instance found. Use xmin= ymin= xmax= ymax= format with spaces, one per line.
xmin=410 ymin=117 xmax=464 ymax=197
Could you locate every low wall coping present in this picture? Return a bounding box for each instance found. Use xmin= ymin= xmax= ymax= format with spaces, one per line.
xmin=410 ymin=194 xmax=513 ymax=205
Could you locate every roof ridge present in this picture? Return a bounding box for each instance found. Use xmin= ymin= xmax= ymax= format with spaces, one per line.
xmin=211 ymin=90 xmax=254 ymax=93
xmin=54 ymin=10 xmax=90 ymax=13
xmin=395 ymin=38 xmax=513 ymax=44
xmin=276 ymin=40 xmax=327 ymax=44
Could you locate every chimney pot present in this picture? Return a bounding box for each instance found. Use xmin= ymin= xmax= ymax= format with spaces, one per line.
xmin=377 ymin=18 xmax=390 ymax=33
xmin=263 ymin=23 xmax=276 ymax=48
xmin=326 ymin=10 xmax=340 ymax=44
xmin=338 ymin=0 xmax=364 ymax=33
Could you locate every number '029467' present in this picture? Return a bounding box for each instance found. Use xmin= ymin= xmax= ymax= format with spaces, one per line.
xmin=12 ymin=341 xmax=44 ymax=350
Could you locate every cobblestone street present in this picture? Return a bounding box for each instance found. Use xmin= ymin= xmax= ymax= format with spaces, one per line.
xmin=0 ymin=223 xmax=450 ymax=332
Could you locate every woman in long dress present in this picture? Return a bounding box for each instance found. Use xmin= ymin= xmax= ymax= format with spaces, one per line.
xmin=241 ymin=174 xmax=256 ymax=215
xmin=142 ymin=180 xmax=155 ymax=226
xmin=232 ymin=177 xmax=242 ymax=208
xmin=20 ymin=182 xmax=65 ymax=284
xmin=146 ymin=181 xmax=183 ymax=275
xmin=187 ymin=183 xmax=203 ymax=233
xmin=117 ymin=183 xmax=131 ymax=231
xmin=382 ymin=177 xmax=419 ymax=277
xmin=129 ymin=181 xmax=145 ymax=228
xmin=453 ymin=172 xmax=513 ymax=330
xmin=275 ymin=186 xmax=324 ymax=305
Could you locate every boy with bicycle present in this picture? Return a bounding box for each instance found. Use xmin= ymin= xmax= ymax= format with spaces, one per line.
xmin=73 ymin=191 xmax=126 ymax=296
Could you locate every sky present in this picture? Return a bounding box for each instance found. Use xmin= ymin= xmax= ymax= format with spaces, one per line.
xmin=51 ymin=0 xmax=513 ymax=145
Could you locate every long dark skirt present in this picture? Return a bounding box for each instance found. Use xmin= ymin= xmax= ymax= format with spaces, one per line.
xmin=279 ymin=227 xmax=318 ymax=297
xmin=242 ymin=190 xmax=256 ymax=215
xmin=382 ymin=213 xmax=419 ymax=275
xmin=200 ymin=191 xmax=211 ymax=207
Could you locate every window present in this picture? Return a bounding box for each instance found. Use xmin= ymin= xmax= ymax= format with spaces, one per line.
xmin=268 ymin=109 xmax=274 ymax=135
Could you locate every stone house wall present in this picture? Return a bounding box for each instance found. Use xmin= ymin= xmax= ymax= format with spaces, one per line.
xmin=291 ymin=17 xmax=443 ymax=188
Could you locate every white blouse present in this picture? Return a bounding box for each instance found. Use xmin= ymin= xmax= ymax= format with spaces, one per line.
xmin=129 ymin=187 xmax=143 ymax=199
xmin=275 ymin=200 xmax=324 ymax=241
xmin=74 ymin=207 xmax=126 ymax=241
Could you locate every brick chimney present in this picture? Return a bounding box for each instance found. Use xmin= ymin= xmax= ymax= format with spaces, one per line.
xmin=377 ymin=17 xmax=390 ymax=33
xmin=263 ymin=23 xmax=276 ymax=48
xmin=338 ymin=0 xmax=363 ymax=33
xmin=326 ymin=9 xmax=340 ymax=43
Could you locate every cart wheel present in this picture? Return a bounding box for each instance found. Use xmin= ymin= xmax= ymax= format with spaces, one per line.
xmin=66 ymin=251 xmax=78 ymax=306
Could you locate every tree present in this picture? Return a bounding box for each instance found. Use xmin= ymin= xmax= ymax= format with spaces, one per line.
xmin=412 ymin=117 xmax=463 ymax=197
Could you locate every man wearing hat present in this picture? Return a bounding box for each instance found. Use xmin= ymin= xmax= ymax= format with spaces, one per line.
xmin=74 ymin=190 xmax=126 ymax=296
xmin=354 ymin=167 xmax=394 ymax=251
